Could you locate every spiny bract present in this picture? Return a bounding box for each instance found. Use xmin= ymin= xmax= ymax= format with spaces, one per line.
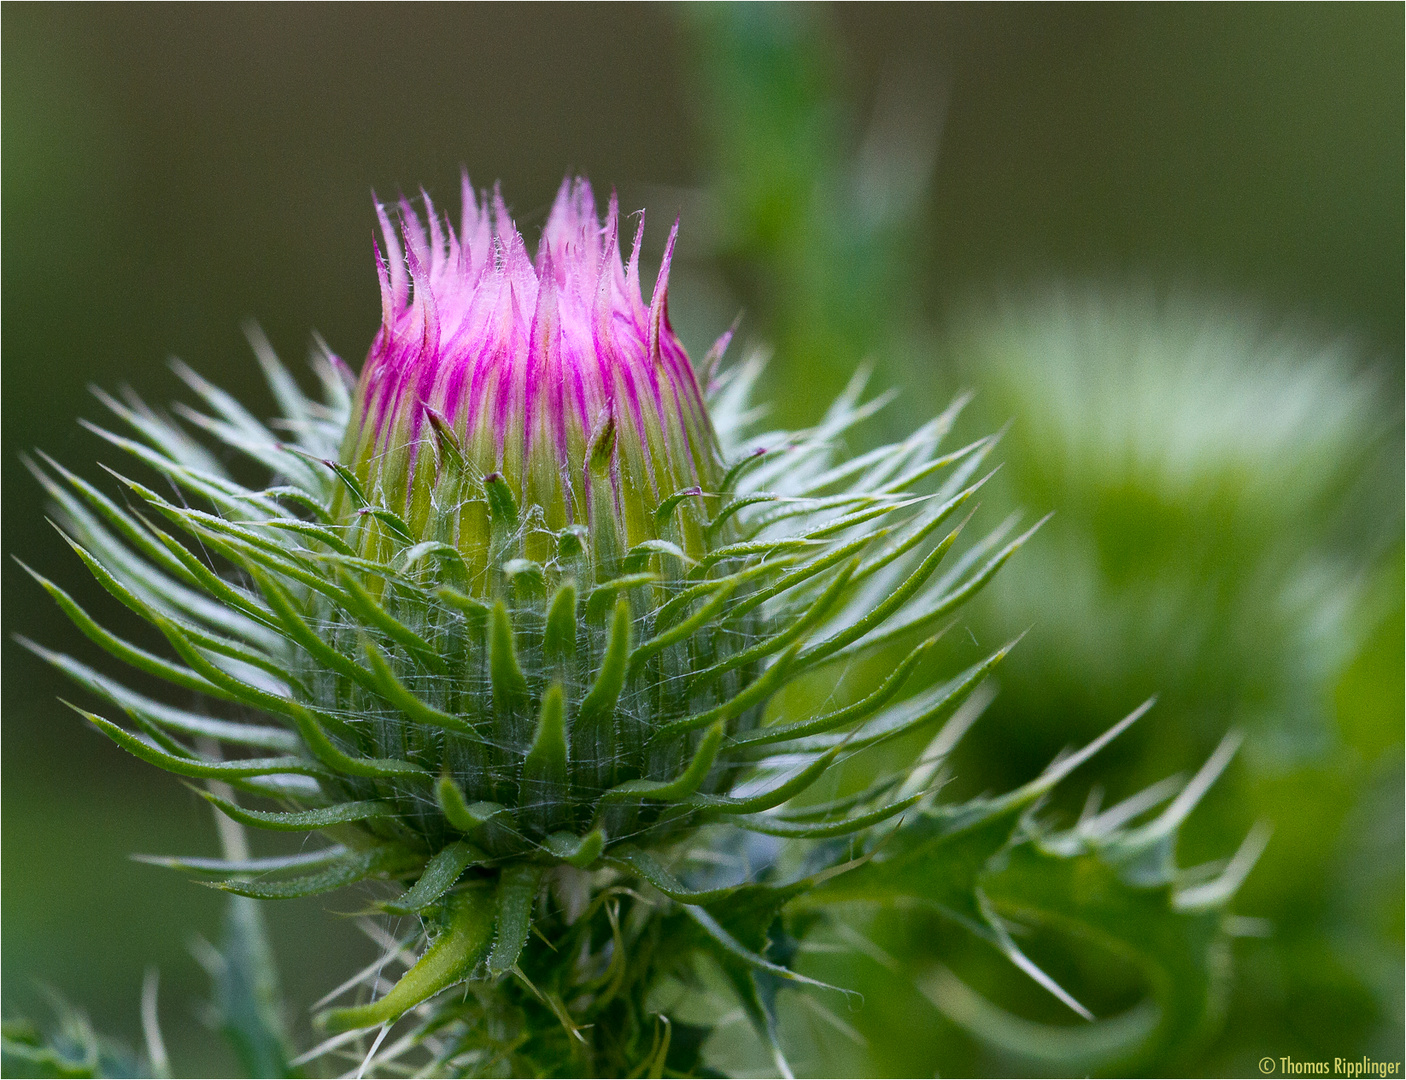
xmin=24 ymin=177 xmax=1033 ymax=1037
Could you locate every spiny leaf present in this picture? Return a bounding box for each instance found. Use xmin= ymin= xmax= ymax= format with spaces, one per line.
xmin=849 ymin=476 xmax=991 ymax=586
xmin=28 ymin=453 xmax=275 ymax=644
xmin=691 ymin=536 xmax=828 ymax=575
xmin=654 ymin=558 xmax=795 ymax=628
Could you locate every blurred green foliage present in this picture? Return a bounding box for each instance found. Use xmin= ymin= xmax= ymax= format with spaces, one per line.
xmin=3 ymin=4 xmax=1401 ymax=1077
xmin=683 ymin=4 xmax=1402 ymax=1076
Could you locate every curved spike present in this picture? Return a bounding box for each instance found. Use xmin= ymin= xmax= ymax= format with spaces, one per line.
xmin=543 ymin=582 xmax=578 ymax=663
xmin=383 ymin=841 xmax=485 ymax=915
xmin=57 ymin=530 xmax=296 ymax=691
xmin=584 ymin=572 xmax=655 ymax=622
xmin=695 ymin=557 xmax=857 ymax=683
xmin=337 ymin=569 xmax=447 ymax=673
xmin=436 ymin=776 xmax=513 ymax=835
xmin=197 ymin=787 xmax=393 ymax=832
xmin=488 ymin=863 xmax=544 ymax=974
xmin=156 ymin=612 xmax=426 ymax=780
xmin=627 ymin=579 xmax=736 ymax=678
xmin=578 ymin=595 xmax=631 ymax=735
xmin=72 ymin=705 xmax=323 ymax=780
xmin=489 ymin=601 xmax=529 ymax=715
xmin=520 ymin=684 xmax=569 ymax=833
xmin=212 ymin=847 xmax=415 ymax=901
xmin=786 ymin=642 xmax=1014 ymax=758
xmin=18 ymin=560 xmax=232 ymax=703
xmin=320 ymin=886 xmax=496 ymax=1031
xmin=544 ymin=829 xmax=605 ymax=869
xmin=732 ymin=793 xmax=923 ymax=838
xmin=732 ymin=636 xmax=938 ymax=748
xmin=362 ymin=638 xmax=476 ymax=737
xmin=19 ymin=638 xmax=298 ymax=752
xmin=484 ymin=472 xmax=519 ymax=530
xmin=603 ymin=845 xmax=740 ymax=904
xmin=598 ymin=721 xmax=723 ymax=806
xmin=818 ymin=516 xmax=1046 ymax=667
xmin=695 ymin=745 xmax=843 ymax=815
xmin=796 ymin=519 xmax=966 ymax=669
xmin=652 ymin=641 xmax=802 ymax=743
xmin=248 ymin=566 xmax=379 ymax=694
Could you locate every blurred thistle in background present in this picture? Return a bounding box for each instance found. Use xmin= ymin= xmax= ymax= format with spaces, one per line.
xmin=3 ymin=4 xmax=1402 ymax=1078
xmin=682 ymin=6 xmax=1402 ymax=1076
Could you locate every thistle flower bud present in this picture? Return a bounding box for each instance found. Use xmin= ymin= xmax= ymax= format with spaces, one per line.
xmin=28 ymin=175 xmax=1031 ymax=1036
xmin=286 ymin=180 xmax=765 ymax=866
xmin=342 ymin=177 xmax=718 ymax=570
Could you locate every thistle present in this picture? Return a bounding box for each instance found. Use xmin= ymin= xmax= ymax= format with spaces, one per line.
xmin=23 ymin=177 xmax=1256 ymax=1078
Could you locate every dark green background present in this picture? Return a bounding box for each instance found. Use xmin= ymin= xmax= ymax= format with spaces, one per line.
xmin=4 ymin=4 xmax=1401 ymax=1076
